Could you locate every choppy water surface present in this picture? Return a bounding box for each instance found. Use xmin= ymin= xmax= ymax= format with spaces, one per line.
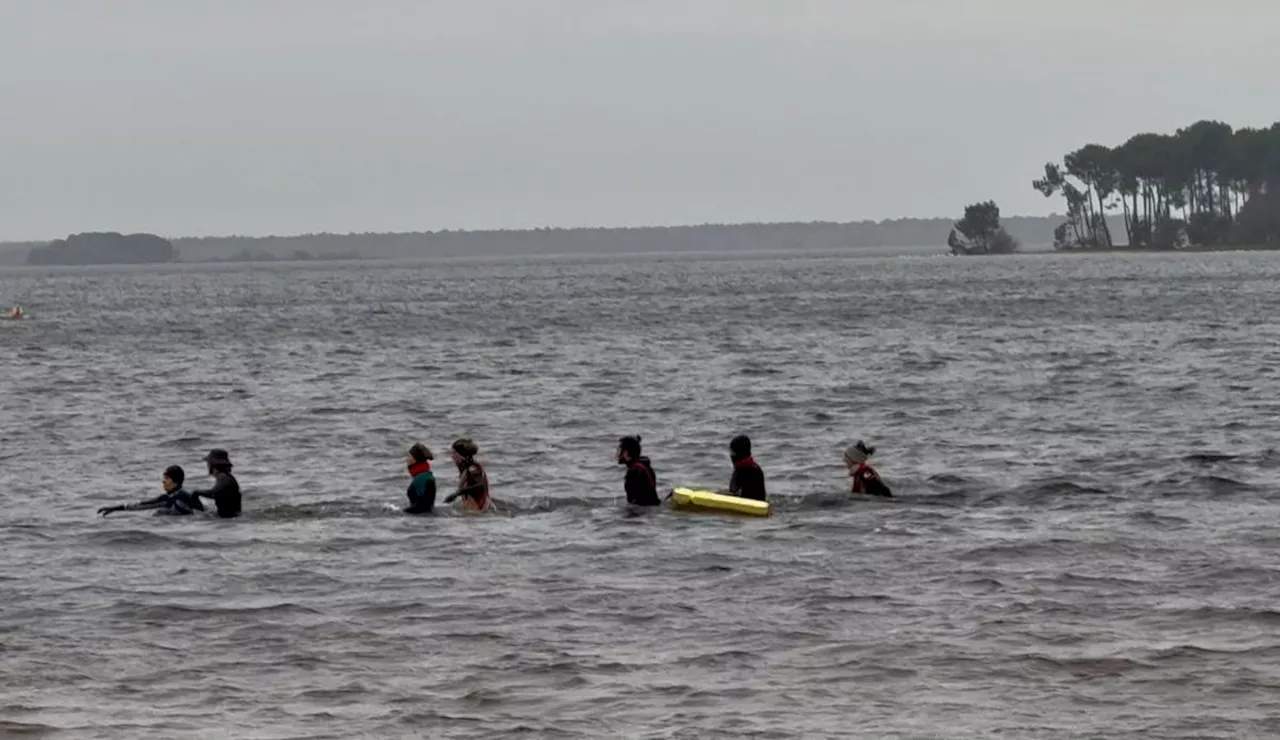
xmin=3 ymin=249 xmax=1280 ymax=739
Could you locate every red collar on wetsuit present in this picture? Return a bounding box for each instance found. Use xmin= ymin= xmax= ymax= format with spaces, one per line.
xmin=408 ymin=461 xmax=432 ymax=476
xmin=733 ymin=456 xmax=758 ymax=468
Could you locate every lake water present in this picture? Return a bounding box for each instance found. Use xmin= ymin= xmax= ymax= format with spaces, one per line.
xmin=2 ymin=249 xmax=1280 ymax=739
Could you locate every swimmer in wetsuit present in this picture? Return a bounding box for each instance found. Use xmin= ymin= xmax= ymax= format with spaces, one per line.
xmin=403 ymin=443 xmax=437 ymax=514
xmin=97 ymin=465 xmax=205 ymax=516
xmin=844 ymin=440 xmax=892 ymax=497
xmin=617 ymin=435 xmax=659 ymax=506
xmin=443 ymin=438 xmax=492 ymax=512
xmin=191 ymin=449 xmax=242 ymax=518
xmin=727 ymin=434 xmax=767 ymax=501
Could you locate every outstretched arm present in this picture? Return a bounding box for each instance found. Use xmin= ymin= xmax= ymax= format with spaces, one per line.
xmin=98 ymin=494 xmax=168 ymax=516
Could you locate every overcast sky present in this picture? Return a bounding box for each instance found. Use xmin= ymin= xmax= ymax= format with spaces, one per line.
xmin=1 ymin=0 xmax=1277 ymax=240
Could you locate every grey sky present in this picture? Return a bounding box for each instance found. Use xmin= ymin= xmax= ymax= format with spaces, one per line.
xmin=2 ymin=0 xmax=1277 ymax=240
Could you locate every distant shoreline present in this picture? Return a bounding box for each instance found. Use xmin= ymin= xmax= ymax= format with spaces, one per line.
xmin=1050 ymin=243 xmax=1280 ymax=255
xmin=0 ymin=215 xmax=1125 ymax=266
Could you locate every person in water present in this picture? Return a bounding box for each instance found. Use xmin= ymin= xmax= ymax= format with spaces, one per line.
xmin=191 ymin=449 xmax=242 ymax=518
xmin=403 ymin=443 xmax=437 ymax=514
xmin=98 ymin=465 xmax=205 ymax=516
xmin=727 ymin=434 xmax=767 ymax=501
xmin=844 ymin=440 xmax=892 ymax=497
xmin=443 ymin=438 xmax=492 ymax=511
xmin=617 ymin=435 xmax=659 ymax=506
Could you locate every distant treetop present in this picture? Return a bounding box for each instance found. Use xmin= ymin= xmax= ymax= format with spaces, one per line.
xmin=26 ymin=232 xmax=178 ymax=265
xmin=1033 ymin=119 xmax=1280 ymax=249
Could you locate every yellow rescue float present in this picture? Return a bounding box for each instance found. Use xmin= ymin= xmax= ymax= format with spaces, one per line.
xmin=669 ymin=488 xmax=770 ymax=517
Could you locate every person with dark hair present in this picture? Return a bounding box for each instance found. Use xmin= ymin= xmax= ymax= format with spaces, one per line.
xmin=616 ymin=434 xmax=659 ymax=506
xmin=443 ymin=438 xmax=492 ymax=512
xmin=727 ymin=435 xmax=767 ymax=501
xmin=844 ymin=440 xmax=892 ymax=497
xmin=97 ymin=465 xmax=205 ymax=516
xmin=191 ymin=449 xmax=242 ymax=518
xmin=403 ymin=443 xmax=437 ymax=514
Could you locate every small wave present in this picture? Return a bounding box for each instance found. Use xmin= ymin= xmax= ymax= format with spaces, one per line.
xmin=1052 ymin=571 xmax=1147 ymax=588
xmin=1147 ymin=644 xmax=1280 ymax=662
xmin=110 ymin=601 xmax=323 ymax=622
xmin=958 ymin=538 xmax=1076 ymax=561
xmin=1136 ymin=471 xmax=1258 ymax=498
xmin=957 ymin=576 xmax=1006 ymax=592
xmin=253 ymin=500 xmax=406 ymax=521
xmin=1160 ymin=605 xmax=1280 ymax=627
xmin=1192 ymin=474 xmax=1255 ymax=496
xmin=82 ymin=529 xmax=213 ymax=549
xmin=0 ymin=721 xmax=58 ymax=737
xmin=978 ymin=479 xmax=1111 ymax=507
xmin=1183 ymin=452 xmax=1236 ymax=464
xmin=1017 ymin=653 xmax=1146 ymax=678
xmin=672 ymin=649 xmax=760 ymax=669
xmin=308 ymin=406 xmax=360 ymax=416
xmin=1128 ymin=510 xmax=1191 ymax=527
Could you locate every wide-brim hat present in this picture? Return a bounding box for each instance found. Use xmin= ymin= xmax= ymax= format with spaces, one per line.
xmin=203 ymin=449 xmax=233 ymax=465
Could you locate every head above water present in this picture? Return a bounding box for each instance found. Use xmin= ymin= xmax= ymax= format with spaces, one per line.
xmin=843 ymin=440 xmax=876 ymax=467
xmin=163 ymin=465 xmax=185 ymax=492
xmin=203 ymin=449 xmax=233 ymax=473
xmin=407 ymin=443 xmax=434 ymax=466
xmin=617 ymin=435 xmax=642 ymax=464
xmin=451 ymin=438 xmax=479 ymax=466
xmin=729 ymin=434 xmax=752 ymax=461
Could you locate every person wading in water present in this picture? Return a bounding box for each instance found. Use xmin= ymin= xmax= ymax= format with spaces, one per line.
xmin=844 ymin=440 xmax=892 ymax=498
xmin=403 ymin=443 xmax=437 ymax=514
xmin=97 ymin=465 xmax=204 ymax=516
xmin=191 ymin=449 xmax=242 ymax=517
xmin=617 ymin=435 xmax=659 ymax=507
xmin=443 ymin=438 xmax=493 ymax=512
xmin=727 ymin=434 xmax=767 ymax=501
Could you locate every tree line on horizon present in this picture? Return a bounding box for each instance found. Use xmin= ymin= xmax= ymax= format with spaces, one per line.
xmin=1032 ymin=119 xmax=1280 ymax=249
xmin=2 ymin=216 xmax=1103 ymax=265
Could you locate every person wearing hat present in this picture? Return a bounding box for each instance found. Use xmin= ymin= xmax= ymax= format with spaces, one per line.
xmin=844 ymin=440 xmax=892 ymax=497
xmin=616 ymin=434 xmax=659 ymax=506
xmin=403 ymin=442 xmax=437 ymax=514
xmin=191 ymin=449 xmax=242 ymax=518
xmin=97 ymin=465 xmax=205 ymax=516
xmin=727 ymin=434 xmax=767 ymax=501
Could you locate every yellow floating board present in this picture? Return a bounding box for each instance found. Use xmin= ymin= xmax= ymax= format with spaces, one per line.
xmin=670 ymin=488 xmax=770 ymax=517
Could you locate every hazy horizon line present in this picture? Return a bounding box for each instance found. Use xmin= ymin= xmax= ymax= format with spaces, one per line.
xmin=0 ymin=211 xmax=1079 ymax=246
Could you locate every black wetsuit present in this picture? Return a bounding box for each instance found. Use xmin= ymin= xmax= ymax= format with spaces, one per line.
xmin=729 ymin=457 xmax=767 ymax=501
xmin=193 ymin=471 xmax=242 ymax=518
xmin=103 ymin=488 xmax=204 ymax=516
xmin=624 ymin=456 xmax=660 ymax=506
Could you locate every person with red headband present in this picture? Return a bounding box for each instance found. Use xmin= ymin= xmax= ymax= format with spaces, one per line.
xmin=844 ymin=440 xmax=892 ymax=497
xmin=403 ymin=443 xmax=437 ymax=514
xmin=727 ymin=434 xmax=767 ymax=501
